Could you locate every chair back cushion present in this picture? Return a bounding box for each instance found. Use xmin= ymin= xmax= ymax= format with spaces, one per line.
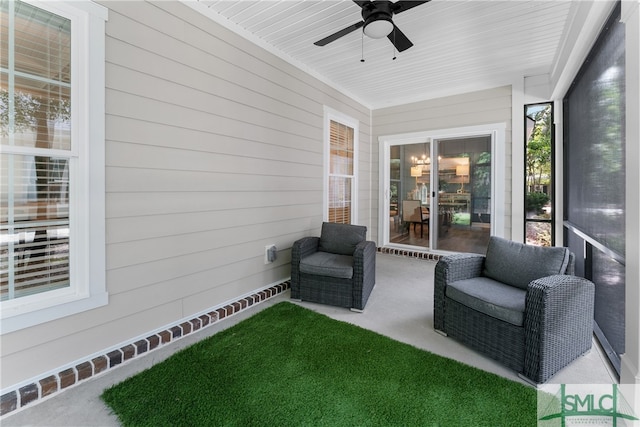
xmin=483 ymin=236 xmax=571 ymax=289
xmin=318 ymin=222 xmax=367 ymax=255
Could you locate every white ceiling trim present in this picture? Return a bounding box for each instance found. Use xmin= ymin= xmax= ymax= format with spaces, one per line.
xmin=549 ymin=0 xmax=617 ymax=99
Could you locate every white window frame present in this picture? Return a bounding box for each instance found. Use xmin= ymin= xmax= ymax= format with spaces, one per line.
xmin=323 ymin=106 xmax=359 ymax=224
xmin=0 ymin=0 xmax=108 ymax=334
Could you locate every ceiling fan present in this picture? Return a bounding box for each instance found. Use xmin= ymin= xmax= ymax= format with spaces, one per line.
xmin=314 ymin=0 xmax=431 ymax=52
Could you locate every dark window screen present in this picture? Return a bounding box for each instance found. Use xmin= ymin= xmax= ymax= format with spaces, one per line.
xmin=563 ymin=2 xmax=625 ymax=373
xmin=564 ymin=3 xmax=625 ymax=255
xmin=592 ymin=247 xmax=626 ymax=355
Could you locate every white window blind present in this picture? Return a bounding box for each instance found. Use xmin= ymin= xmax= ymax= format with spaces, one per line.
xmin=1 ymin=0 xmax=72 ymax=301
xmin=328 ymin=119 xmax=355 ymax=224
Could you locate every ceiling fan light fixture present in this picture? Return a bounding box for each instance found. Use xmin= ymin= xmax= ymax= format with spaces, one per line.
xmin=363 ymin=16 xmax=393 ymax=39
xmin=314 ymin=0 xmax=430 ymax=51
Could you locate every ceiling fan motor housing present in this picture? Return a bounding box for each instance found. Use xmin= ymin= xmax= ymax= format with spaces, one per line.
xmin=362 ymin=1 xmax=394 ymax=38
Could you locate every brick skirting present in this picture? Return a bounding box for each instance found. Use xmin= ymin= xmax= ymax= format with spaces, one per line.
xmin=377 ymin=246 xmax=442 ymax=261
xmin=1 ymin=249 xmax=439 ymax=418
xmin=0 ymin=281 xmax=290 ymax=418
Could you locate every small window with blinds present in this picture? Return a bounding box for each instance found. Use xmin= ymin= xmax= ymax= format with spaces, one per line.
xmin=327 ymin=118 xmax=357 ymax=224
xmin=1 ymin=0 xmax=107 ymax=332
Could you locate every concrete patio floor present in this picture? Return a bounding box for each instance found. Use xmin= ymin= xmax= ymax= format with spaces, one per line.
xmin=3 ymin=253 xmax=616 ymax=426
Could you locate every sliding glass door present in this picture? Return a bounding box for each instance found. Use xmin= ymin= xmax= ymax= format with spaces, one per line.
xmin=383 ymin=128 xmax=497 ymax=254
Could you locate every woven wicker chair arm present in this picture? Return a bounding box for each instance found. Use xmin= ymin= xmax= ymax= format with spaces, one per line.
xmin=433 ymin=254 xmax=484 ymax=331
xmin=353 ymin=240 xmax=376 ymax=262
xmin=523 ymin=274 xmax=595 ymax=383
xmin=290 ymin=237 xmax=320 ymax=299
xmin=525 ymin=275 xmax=595 ymax=320
xmin=292 ymin=236 xmax=320 ymax=261
xmin=526 ymin=274 xmax=594 ymax=300
xmin=436 ymin=253 xmax=485 ymax=283
xmin=352 ymin=240 xmax=376 ymax=310
xmin=353 ymin=241 xmax=376 ymax=279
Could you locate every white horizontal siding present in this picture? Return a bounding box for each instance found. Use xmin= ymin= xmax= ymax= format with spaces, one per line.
xmin=374 ymin=86 xmax=512 ymax=132
xmin=106 ymin=114 xmax=320 ymax=161
xmin=106 ymin=190 xmax=320 ymax=219
xmin=107 ymin=216 xmax=317 ymax=271
xmin=1 ymin=0 xmax=371 ymax=388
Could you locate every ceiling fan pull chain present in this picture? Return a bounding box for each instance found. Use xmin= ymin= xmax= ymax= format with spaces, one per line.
xmin=361 ymin=32 xmax=365 ymax=62
xmin=393 ymin=28 xmax=397 ymax=60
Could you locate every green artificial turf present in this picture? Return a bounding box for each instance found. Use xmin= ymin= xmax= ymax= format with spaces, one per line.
xmin=102 ymin=302 xmax=537 ymax=426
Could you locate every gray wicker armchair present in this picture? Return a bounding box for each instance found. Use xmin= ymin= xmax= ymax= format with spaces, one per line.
xmin=291 ymin=222 xmax=376 ymax=311
xmin=434 ymin=236 xmax=595 ymax=384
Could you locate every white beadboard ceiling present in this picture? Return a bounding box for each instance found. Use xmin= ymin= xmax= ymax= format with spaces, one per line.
xmin=186 ymin=0 xmax=595 ymax=109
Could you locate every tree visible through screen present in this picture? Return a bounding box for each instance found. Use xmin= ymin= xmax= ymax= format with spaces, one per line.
xmin=525 ymin=103 xmax=553 ymax=246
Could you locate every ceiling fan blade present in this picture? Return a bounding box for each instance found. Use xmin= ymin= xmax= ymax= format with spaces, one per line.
xmin=314 ymin=21 xmax=365 ymax=46
xmin=388 ymin=24 xmax=413 ymax=52
xmin=391 ymin=0 xmax=431 ymax=14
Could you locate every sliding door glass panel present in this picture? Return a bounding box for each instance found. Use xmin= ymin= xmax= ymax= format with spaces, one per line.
xmin=435 ymin=137 xmax=491 ymax=254
xmin=389 ymin=143 xmax=430 ymax=248
xmin=472 ymin=153 xmax=491 ymax=229
xmin=389 ymin=145 xmax=401 ymax=241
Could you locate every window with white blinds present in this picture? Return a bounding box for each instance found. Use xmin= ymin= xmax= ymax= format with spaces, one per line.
xmin=1 ymin=0 xmax=72 ymax=302
xmin=0 ymin=0 xmax=107 ymax=333
xmin=325 ymin=109 xmax=358 ymax=225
